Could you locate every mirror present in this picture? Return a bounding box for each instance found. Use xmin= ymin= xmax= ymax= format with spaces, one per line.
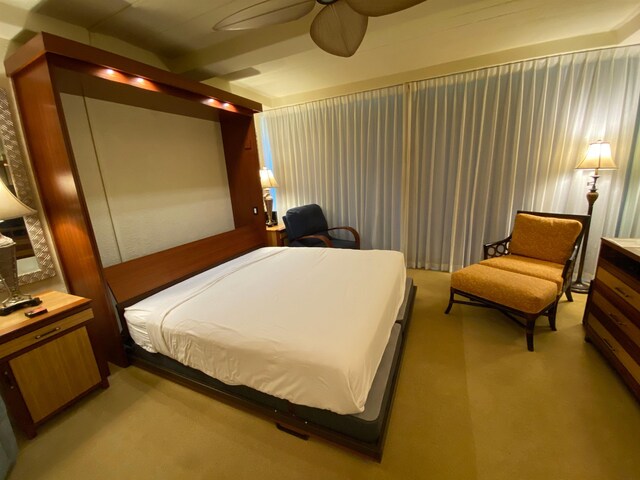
xmin=0 ymin=87 xmax=56 ymax=285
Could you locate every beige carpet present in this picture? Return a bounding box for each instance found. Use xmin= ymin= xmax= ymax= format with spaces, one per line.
xmin=9 ymin=269 xmax=640 ymax=480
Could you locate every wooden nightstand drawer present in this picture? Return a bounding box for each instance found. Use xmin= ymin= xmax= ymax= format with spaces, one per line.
xmin=0 ymin=309 xmax=93 ymax=359
xmin=597 ymin=266 xmax=640 ymax=311
xmin=591 ymin=290 xmax=640 ymax=346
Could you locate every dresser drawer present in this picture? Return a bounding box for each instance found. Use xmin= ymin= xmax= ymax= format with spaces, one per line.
xmin=597 ymin=266 xmax=640 ymax=312
xmin=588 ymin=314 xmax=640 ymax=385
xmin=592 ymin=290 xmax=640 ymax=344
xmin=0 ymin=308 xmax=94 ymax=359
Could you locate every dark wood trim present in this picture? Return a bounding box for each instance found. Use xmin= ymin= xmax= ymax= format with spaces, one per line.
xmin=104 ymin=226 xmax=266 ymax=308
xmin=4 ymin=32 xmax=262 ymax=113
xmin=220 ymin=110 xmax=266 ymax=228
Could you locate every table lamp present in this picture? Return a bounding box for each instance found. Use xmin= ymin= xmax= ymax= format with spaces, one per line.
xmin=0 ymin=179 xmax=41 ymax=315
xmin=571 ymin=140 xmax=617 ymax=293
xmin=259 ymin=167 xmax=279 ymax=226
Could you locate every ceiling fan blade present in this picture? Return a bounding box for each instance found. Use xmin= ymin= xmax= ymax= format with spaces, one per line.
xmin=214 ymin=0 xmax=315 ymax=31
xmin=345 ymin=0 xmax=426 ymax=17
xmin=310 ymin=1 xmax=368 ymax=57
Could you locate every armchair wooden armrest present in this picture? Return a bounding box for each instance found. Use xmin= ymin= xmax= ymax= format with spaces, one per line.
xmin=483 ymin=235 xmax=512 ymax=259
xmin=327 ymin=226 xmax=361 ymax=249
xmin=297 ymin=234 xmax=333 ymax=247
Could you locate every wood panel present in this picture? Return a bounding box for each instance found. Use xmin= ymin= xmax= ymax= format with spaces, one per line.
xmin=4 ymin=33 xmax=261 ymax=114
xmin=220 ymin=110 xmax=265 ymax=229
xmin=10 ymin=326 xmax=102 ymax=423
xmin=10 ymin=56 xmax=126 ymax=368
xmin=104 ymin=226 xmax=265 ymax=307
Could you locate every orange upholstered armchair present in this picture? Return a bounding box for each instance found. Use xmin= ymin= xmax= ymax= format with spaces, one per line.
xmin=445 ymin=211 xmax=589 ymax=351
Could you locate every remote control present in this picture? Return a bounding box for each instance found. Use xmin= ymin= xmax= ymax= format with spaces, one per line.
xmin=25 ymin=307 xmax=48 ymax=318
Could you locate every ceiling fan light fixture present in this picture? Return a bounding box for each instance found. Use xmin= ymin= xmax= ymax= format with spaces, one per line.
xmin=345 ymin=0 xmax=426 ymax=17
xmin=310 ymin=1 xmax=368 ymax=57
xmin=214 ymin=0 xmax=315 ymax=31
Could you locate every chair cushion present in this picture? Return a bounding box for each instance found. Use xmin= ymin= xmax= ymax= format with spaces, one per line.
xmin=510 ymin=214 xmax=582 ymax=265
xmin=284 ymin=204 xmax=329 ymax=241
xmin=480 ymin=255 xmax=565 ymax=294
xmin=451 ymin=264 xmax=557 ymax=314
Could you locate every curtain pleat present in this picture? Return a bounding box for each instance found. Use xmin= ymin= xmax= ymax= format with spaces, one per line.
xmin=258 ymin=86 xmax=405 ymax=250
xmin=258 ymin=45 xmax=640 ymax=279
xmin=406 ymin=46 xmax=640 ymax=274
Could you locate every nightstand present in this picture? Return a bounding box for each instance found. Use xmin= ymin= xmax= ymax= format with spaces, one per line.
xmin=0 ymin=291 xmax=108 ymax=438
xmin=266 ymin=225 xmax=288 ymax=247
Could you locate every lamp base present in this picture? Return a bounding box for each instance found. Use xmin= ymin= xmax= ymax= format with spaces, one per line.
xmin=570 ymin=281 xmax=591 ymax=294
xmin=0 ymin=297 xmax=41 ymax=316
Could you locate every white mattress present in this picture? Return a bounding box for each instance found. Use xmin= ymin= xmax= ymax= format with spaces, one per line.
xmin=124 ymin=247 xmax=406 ymax=414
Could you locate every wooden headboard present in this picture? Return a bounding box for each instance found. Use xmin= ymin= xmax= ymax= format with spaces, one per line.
xmin=104 ymin=225 xmax=265 ymax=309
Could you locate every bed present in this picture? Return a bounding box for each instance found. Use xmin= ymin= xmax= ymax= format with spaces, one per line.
xmin=105 ymin=233 xmax=416 ymax=460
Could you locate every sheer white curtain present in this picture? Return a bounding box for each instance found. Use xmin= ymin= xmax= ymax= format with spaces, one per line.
xmin=617 ymin=104 xmax=640 ymax=238
xmin=257 ymin=86 xmax=405 ymax=250
xmin=258 ymin=45 xmax=640 ymax=278
xmin=405 ymin=46 xmax=640 ymax=274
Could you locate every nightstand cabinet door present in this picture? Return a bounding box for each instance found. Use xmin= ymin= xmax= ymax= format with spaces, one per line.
xmin=9 ymin=326 xmax=101 ymax=423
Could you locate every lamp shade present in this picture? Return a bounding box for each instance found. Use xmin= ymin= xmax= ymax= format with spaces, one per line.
xmin=0 ymin=179 xmax=35 ymax=221
xmin=259 ymin=167 xmax=279 ymax=189
xmin=576 ymin=141 xmax=617 ymax=171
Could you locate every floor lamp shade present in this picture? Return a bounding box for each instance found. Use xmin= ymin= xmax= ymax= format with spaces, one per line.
xmin=571 ymin=141 xmax=617 ymax=293
xmin=0 ymin=179 xmax=39 ymax=314
xmin=575 ymin=141 xmax=616 ymax=172
xmin=259 ymin=167 xmax=278 ymax=226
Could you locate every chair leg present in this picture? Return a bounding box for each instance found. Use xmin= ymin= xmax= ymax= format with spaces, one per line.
xmin=445 ymin=289 xmax=455 ymax=314
xmin=526 ymin=318 xmax=536 ymax=352
xmin=548 ymin=302 xmax=558 ymax=331
xmin=565 ymin=288 xmax=573 ymax=302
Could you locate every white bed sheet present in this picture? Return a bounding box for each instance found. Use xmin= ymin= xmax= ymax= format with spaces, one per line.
xmin=124 ymin=247 xmax=406 ymax=414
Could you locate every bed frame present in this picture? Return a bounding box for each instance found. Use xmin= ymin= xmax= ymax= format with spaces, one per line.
xmin=104 ymin=232 xmax=416 ymax=461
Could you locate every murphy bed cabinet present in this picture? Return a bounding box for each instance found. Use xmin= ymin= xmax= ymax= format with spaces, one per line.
xmin=4 ymin=33 xmax=266 ymax=368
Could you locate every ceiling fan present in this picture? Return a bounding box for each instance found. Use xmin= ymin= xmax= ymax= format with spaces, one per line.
xmin=214 ymin=0 xmax=427 ymax=57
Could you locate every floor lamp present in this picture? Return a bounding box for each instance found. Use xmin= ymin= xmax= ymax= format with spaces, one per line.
xmin=259 ymin=167 xmax=279 ymax=227
xmin=571 ymin=140 xmax=617 ymax=293
xmin=0 ymin=179 xmax=41 ymax=314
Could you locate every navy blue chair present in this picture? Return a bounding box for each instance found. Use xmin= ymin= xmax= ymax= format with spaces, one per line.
xmin=282 ymin=204 xmax=360 ymax=249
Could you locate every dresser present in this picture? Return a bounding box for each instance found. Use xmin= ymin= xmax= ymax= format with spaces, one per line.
xmin=0 ymin=291 xmax=108 ymax=438
xmin=583 ymin=238 xmax=640 ymax=401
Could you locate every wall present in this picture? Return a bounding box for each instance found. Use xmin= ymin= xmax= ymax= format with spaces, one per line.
xmin=59 ymin=78 xmax=234 ymax=266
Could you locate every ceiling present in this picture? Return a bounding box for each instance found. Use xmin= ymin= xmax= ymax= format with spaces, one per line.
xmin=1 ymin=0 xmax=639 ymax=107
